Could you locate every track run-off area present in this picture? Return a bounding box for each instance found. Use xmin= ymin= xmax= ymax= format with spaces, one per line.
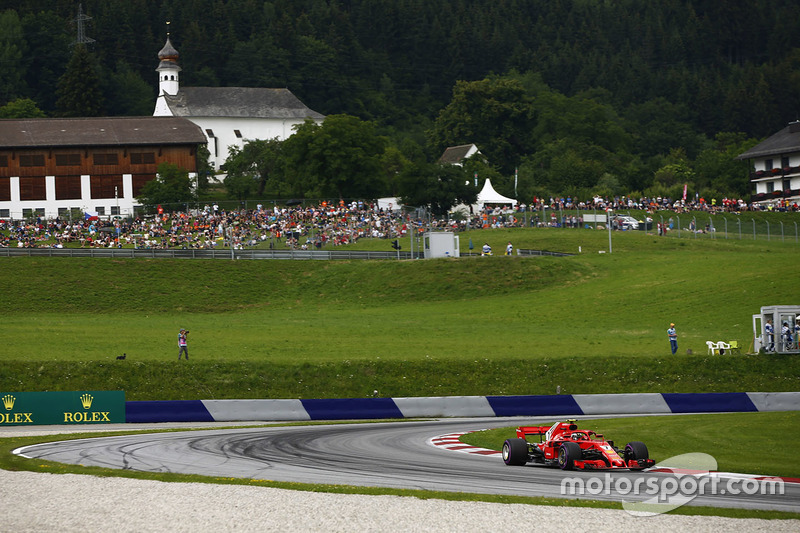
xmin=13 ymin=416 xmax=800 ymax=514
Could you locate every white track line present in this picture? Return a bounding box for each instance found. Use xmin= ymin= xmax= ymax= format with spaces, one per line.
xmin=428 ymin=432 xmax=501 ymax=457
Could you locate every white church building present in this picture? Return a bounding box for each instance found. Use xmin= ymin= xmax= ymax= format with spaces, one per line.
xmin=153 ymin=37 xmax=325 ymax=170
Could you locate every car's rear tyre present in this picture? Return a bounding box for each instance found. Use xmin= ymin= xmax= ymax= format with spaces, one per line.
xmin=502 ymin=438 xmax=528 ymax=466
xmin=558 ymin=441 xmax=582 ymax=470
xmin=625 ymin=441 xmax=649 ymax=469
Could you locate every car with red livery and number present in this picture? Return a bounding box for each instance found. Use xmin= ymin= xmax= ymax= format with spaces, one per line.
xmin=502 ymin=419 xmax=655 ymax=471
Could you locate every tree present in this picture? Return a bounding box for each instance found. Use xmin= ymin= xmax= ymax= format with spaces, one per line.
xmin=0 ymin=10 xmax=27 ymax=103
xmin=222 ymin=138 xmax=284 ymax=199
xmin=462 ymin=157 xmax=506 ymax=196
xmin=379 ymin=145 xmax=413 ymax=197
xmin=427 ymin=77 xmax=534 ymax=174
xmin=223 ymin=171 xmax=258 ymax=202
xmin=136 ymin=163 xmax=194 ymax=210
xmin=106 ymin=61 xmax=153 ymax=116
xmin=195 ymin=145 xmax=215 ymax=193
xmin=397 ymin=162 xmax=476 ymax=216
xmin=531 ymin=88 xmax=631 ymax=154
xmin=653 ymin=162 xmax=695 ymax=189
xmin=0 ymin=98 xmax=45 ymax=118
xmin=624 ymin=97 xmax=707 ymax=159
xmin=20 ymin=10 xmax=72 ymax=113
xmin=519 ymin=138 xmax=623 ymax=198
xmin=281 ymin=115 xmax=389 ymax=199
xmin=693 ymin=132 xmax=757 ymax=196
xmin=55 ymin=44 xmax=105 ymax=117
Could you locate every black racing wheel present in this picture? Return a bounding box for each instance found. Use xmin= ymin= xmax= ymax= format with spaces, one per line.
xmin=558 ymin=441 xmax=582 ymax=470
xmin=502 ymin=438 xmax=529 ymax=466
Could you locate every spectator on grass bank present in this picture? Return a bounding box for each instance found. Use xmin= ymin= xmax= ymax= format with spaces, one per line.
xmin=765 ymin=320 xmax=774 ymax=352
xmin=667 ymin=323 xmax=678 ymax=355
xmin=795 ymin=319 xmax=800 ymax=350
xmin=178 ymin=328 xmax=189 ymax=360
xmin=782 ymin=322 xmax=793 ymax=351
xmin=505 ymin=242 xmax=513 ymax=256
xmin=481 ymin=243 xmax=492 ymax=256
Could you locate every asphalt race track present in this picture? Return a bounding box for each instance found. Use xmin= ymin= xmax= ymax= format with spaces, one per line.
xmin=16 ymin=416 xmax=800 ymax=513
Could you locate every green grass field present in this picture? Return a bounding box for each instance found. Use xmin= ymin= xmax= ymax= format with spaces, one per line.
xmin=1 ymin=227 xmax=798 ymax=399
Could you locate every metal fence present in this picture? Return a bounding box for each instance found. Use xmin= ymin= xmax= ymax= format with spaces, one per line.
xmin=518 ymin=207 xmax=800 ymax=244
xmin=650 ymin=214 xmax=800 ymax=243
xmin=0 ymin=247 xmax=576 ymax=260
xmin=0 ymin=248 xmax=425 ymax=260
xmin=516 ymin=248 xmax=574 ymax=257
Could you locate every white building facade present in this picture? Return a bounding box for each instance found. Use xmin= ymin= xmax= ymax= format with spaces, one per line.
xmin=153 ymin=38 xmax=325 ymax=170
xmin=737 ymin=121 xmax=800 ymax=208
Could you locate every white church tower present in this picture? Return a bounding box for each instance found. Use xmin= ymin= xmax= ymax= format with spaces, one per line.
xmin=153 ymin=36 xmax=180 ymax=116
xmin=151 ymin=32 xmax=324 ymax=169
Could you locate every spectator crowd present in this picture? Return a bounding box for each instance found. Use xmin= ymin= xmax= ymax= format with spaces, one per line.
xmin=0 ymin=194 xmax=797 ymax=249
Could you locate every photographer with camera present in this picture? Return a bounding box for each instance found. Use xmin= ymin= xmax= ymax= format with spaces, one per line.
xmin=178 ymin=328 xmax=189 ymax=360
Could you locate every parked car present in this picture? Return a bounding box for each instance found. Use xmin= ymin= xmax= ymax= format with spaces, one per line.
xmin=613 ymin=215 xmax=640 ymax=230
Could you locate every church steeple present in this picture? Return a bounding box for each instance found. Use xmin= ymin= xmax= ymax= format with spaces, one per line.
xmin=155 ymin=25 xmax=180 ymax=97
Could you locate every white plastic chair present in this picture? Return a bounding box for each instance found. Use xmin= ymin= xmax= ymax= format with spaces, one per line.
xmin=706 ymin=341 xmax=719 ymax=355
xmin=716 ymin=341 xmax=731 ymax=355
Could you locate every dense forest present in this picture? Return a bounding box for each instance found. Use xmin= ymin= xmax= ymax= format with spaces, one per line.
xmin=2 ymin=0 xmax=800 ymax=204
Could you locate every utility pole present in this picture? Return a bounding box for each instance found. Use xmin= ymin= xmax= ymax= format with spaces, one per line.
xmin=72 ymin=4 xmax=96 ymax=47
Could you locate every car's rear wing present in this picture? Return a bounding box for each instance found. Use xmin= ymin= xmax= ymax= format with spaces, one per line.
xmin=515 ymin=426 xmax=551 ymax=441
xmin=516 ymin=420 xmax=580 ymax=442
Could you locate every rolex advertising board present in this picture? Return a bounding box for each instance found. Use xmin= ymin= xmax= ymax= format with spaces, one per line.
xmin=0 ymin=391 xmax=125 ymax=425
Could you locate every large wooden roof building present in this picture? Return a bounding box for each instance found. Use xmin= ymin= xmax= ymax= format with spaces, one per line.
xmin=0 ymin=116 xmax=206 ymax=220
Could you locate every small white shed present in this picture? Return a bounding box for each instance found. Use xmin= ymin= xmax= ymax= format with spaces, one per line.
xmin=423 ymin=231 xmax=460 ymax=259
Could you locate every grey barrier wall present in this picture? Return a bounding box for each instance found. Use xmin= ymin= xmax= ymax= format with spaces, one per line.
xmin=125 ymin=392 xmax=800 ymax=424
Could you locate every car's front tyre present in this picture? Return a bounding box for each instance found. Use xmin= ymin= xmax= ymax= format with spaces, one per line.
xmin=625 ymin=441 xmax=649 ymax=469
xmin=558 ymin=442 xmax=582 ymax=470
xmin=502 ymin=438 xmax=528 ymax=466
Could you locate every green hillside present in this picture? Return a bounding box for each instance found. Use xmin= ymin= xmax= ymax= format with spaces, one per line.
xmin=1 ymin=228 xmax=798 ymax=400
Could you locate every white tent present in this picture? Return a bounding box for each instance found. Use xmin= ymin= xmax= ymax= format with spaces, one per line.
xmin=475 ymin=179 xmax=517 ymax=209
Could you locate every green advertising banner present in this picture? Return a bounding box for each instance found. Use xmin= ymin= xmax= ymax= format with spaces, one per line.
xmin=0 ymin=390 xmax=125 ymax=425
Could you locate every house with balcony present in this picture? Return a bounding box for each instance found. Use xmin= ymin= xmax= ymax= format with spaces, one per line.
xmin=737 ymin=121 xmax=800 ymax=208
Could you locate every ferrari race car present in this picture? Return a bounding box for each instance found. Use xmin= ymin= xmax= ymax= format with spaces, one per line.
xmin=502 ymin=419 xmax=655 ymax=471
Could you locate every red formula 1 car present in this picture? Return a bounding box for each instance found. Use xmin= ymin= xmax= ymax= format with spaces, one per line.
xmin=502 ymin=419 xmax=655 ymax=471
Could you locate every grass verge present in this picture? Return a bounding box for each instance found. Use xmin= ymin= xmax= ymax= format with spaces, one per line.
xmin=2 ymin=355 xmax=799 ymax=400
